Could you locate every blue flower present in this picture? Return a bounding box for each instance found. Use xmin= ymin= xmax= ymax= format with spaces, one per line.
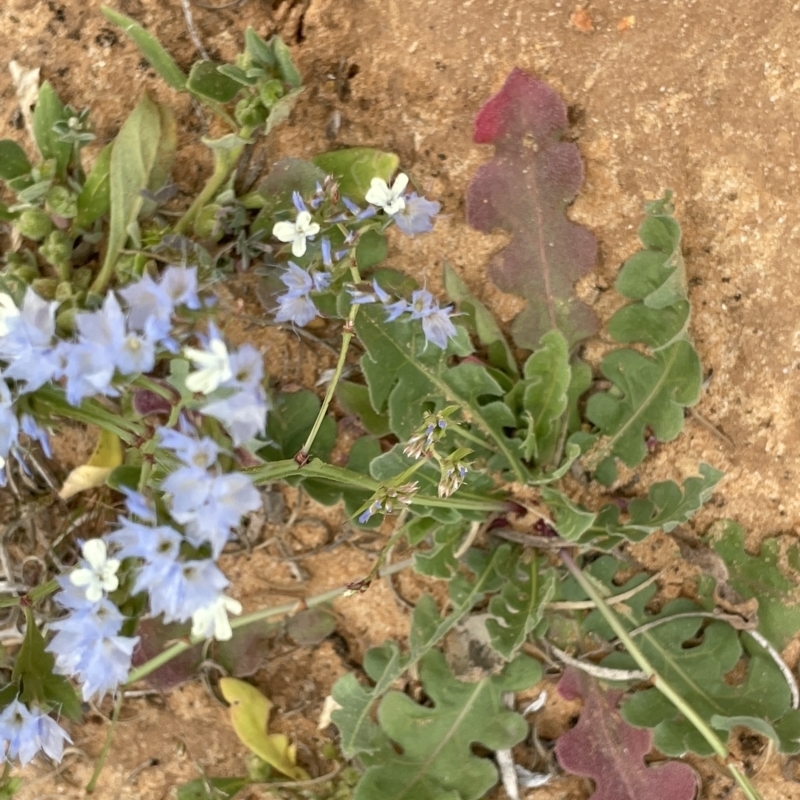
xmin=202 ymin=388 xmax=269 ymax=446
xmin=0 ymin=289 xmax=60 ymax=391
xmin=421 ymin=308 xmax=457 ymax=349
xmin=47 ymin=589 xmax=138 ymax=701
xmin=274 ymin=263 xmax=331 ymax=327
xmin=56 ymin=340 xmax=117 ymax=405
xmin=226 ymin=344 xmax=264 ymax=391
xmin=118 ymin=273 xmax=171 ymax=334
xmin=147 ymin=559 xmax=229 ymax=623
xmin=407 ymin=289 xmax=457 ymax=349
xmin=158 ymin=425 xmax=220 ymax=469
xmin=0 ymin=382 xmax=20 ymax=482
xmin=160 ymin=265 xmax=201 ymax=310
xmin=394 ymin=193 xmax=441 ymax=236
xmin=0 ymin=699 xmax=71 ymax=765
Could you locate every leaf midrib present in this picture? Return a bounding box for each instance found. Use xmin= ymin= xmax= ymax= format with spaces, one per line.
xmin=365 ymin=315 xmax=526 ymax=481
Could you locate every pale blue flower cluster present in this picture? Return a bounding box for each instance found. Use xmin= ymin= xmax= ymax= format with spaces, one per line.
xmin=47 ymin=420 xmax=262 ymax=708
xmin=271 ymin=174 xmax=442 ymax=333
xmin=274 ymin=261 xmax=332 ymax=328
xmin=0 ymin=265 xmax=274 ymax=764
xmin=0 ymin=266 xmax=203 ymax=485
xmin=183 ymin=327 xmax=270 ymax=446
xmin=0 ymin=699 xmax=71 ymax=766
xmin=351 ymin=282 xmax=458 ymax=349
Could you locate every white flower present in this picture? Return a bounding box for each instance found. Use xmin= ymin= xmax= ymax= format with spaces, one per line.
xmin=184 ymin=336 xmax=232 ymax=394
xmin=69 ymin=539 xmax=120 ymax=602
xmin=0 ymin=293 xmax=20 ymax=337
xmin=191 ymin=594 xmax=243 ymax=641
xmin=365 ymin=173 xmax=409 ymax=215
xmin=272 ymin=210 xmax=321 ymax=258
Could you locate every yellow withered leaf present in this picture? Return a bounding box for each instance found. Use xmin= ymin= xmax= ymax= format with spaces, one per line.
xmin=58 ymin=428 xmax=123 ymax=500
xmin=219 ymin=677 xmax=309 ymax=781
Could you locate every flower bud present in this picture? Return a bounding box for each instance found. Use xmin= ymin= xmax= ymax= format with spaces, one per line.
xmin=40 ymin=230 xmax=73 ymax=268
xmin=15 ymin=208 xmax=53 ymax=241
xmin=31 ymin=277 xmax=58 ymax=300
xmin=46 ymin=185 xmax=78 ymax=219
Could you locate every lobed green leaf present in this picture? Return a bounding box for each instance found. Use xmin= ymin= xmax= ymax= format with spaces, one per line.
xmin=353 ymin=652 xmax=540 ymax=800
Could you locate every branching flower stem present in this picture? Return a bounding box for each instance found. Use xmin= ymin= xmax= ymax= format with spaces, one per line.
xmin=125 ymin=557 xmax=415 ymax=685
xmin=246 ymin=458 xmax=508 ymax=514
xmin=559 ymin=548 xmax=763 ymax=800
xmin=297 ymin=261 xmax=362 ymax=462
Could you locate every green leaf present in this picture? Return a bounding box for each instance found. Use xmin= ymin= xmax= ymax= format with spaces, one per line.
xmin=175 ymin=776 xmax=248 ymax=800
xmin=710 ymin=712 xmax=800 ymax=754
xmin=355 ymin=229 xmax=388 ymax=271
xmin=616 ymin=195 xmax=685 ymax=309
xmin=264 ymin=87 xmax=302 ymax=136
xmin=520 ymin=330 xmax=570 ymax=466
xmin=621 ymin=613 xmax=792 ymax=756
xmin=244 ymin=28 xmax=276 ymax=68
xmin=101 ymin=6 xmax=187 ymax=91
xmin=579 ymin=464 xmax=724 ymax=548
xmin=254 ymin=158 xmax=326 ymax=223
xmin=270 ymin=36 xmax=302 ymax=89
xmin=103 ymin=95 xmax=172 ymax=282
xmin=413 ymin=522 xmax=469 ymax=577
xmin=443 ymin=262 xmax=518 ymax=377
xmin=584 ymin=340 xmax=702 ymax=483
xmin=354 ymin=652 xmax=540 ymax=800
xmin=333 ymin=551 xmax=508 ymax=760
xmin=607 ymin=300 xmax=691 ymax=350
xmin=337 ymin=380 xmax=391 ymax=437
xmin=608 ymin=196 xmax=689 ymax=350
xmin=585 ymin=578 xmax=794 ymax=757
xmin=187 ymin=62 xmax=242 ymax=104
xmin=312 ymin=148 xmax=399 ymax=203
xmin=485 ymin=548 xmax=556 ymax=659
xmin=13 ymin=608 xmax=81 ymax=720
xmin=32 ymin=82 xmax=71 ymax=179
xmin=707 ymin=520 xmax=800 ymax=650
xmin=258 ymin=389 xmax=335 ymax=462
xmin=356 ymin=304 xmax=525 ymax=479
xmin=0 ymin=140 xmax=31 ymax=182
xmin=75 ymin=142 xmax=112 ymax=228
xmin=540 ymin=487 xmax=596 ymax=541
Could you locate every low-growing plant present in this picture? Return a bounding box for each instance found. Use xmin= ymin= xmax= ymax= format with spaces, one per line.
xmin=0 ymin=10 xmax=797 ymax=800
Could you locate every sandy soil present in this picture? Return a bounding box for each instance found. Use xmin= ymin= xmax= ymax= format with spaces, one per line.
xmin=3 ymin=0 xmax=800 ymax=798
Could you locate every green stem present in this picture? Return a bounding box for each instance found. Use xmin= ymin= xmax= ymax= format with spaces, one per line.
xmin=31 ymin=385 xmax=143 ymax=444
xmin=245 ymin=458 xmax=509 ymax=514
xmin=173 ymin=127 xmax=254 ymax=235
xmin=125 ymin=557 xmax=414 ymax=686
xmin=85 ymin=690 xmax=124 ymax=793
xmin=27 ymin=579 xmax=59 ymax=604
xmin=131 ymin=375 xmax=175 ymax=402
xmin=559 ymin=549 xmax=762 ymax=800
xmin=298 ymin=262 xmax=362 ymax=460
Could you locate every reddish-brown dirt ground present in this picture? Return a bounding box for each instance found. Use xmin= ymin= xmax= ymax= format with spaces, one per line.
xmin=3 ymin=1 xmax=800 ymax=798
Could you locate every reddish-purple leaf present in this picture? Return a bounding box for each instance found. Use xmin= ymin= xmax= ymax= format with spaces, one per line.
xmin=132 ymin=618 xmax=202 ymax=691
xmin=466 ymin=68 xmax=597 ymax=350
xmin=555 ymin=669 xmax=697 ymax=800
